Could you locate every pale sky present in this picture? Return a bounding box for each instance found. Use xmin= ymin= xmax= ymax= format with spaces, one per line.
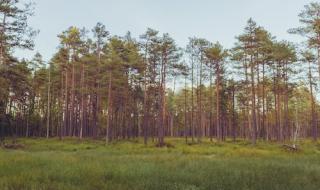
xmin=15 ymin=0 xmax=314 ymax=61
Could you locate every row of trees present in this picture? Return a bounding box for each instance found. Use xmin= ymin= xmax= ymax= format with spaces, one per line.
xmin=1 ymin=0 xmax=320 ymax=145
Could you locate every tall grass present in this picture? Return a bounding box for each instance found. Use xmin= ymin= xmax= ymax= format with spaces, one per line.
xmin=0 ymin=138 xmax=319 ymax=190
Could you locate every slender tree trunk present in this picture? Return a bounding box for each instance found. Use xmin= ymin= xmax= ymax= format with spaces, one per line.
xmin=250 ymin=55 xmax=257 ymax=145
xmin=256 ymin=61 xmax=261 ymax=138
xmin=309 ymin=61 xmax=317 ymax=141
xmin=184 ymin=74 xmax=188 ymax=144
xmin=244 ymin=58 xmax=250 ymax=140
xmin=106 ymin=73 xmax=113 ymax=144
xmin=80 ymin=63 xmax=85 ymax=139
xmin=232 ymin=85 xmax=236 ymax=142
xmin=46 ymin=64 xmax=51 ymax=139
xmin=198 ymin=57 xmax=203 ymax=143
xmin=209 ymin=67 xmax=213 ymax=142
xmin=70 ymin=53 xmax=76 ymax=137
xmin=262 ymin=61 xmax=266 ymax=140
xmin=64 ymin=67 xmax=69 ymax=137
xmin=277 ymin=63 xmax=282 ymax=141
xmin=216 ymin=63 xmax=221 ymax=141
xmin=158 ymin=55 xmax=166 ymax=146
xmin=94 ymin=45 xmax=102 ymax=138
xmin=191 ymin=57 xmax=195 ymax=143
xmin=142 ymin=42 xmax=149 ymax=145
xmin=284 ymin=62 xmax=289 ymax=141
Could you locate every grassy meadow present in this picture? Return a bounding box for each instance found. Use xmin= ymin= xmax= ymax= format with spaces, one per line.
xmin=0 ymin=138 xmax=320 ymax=190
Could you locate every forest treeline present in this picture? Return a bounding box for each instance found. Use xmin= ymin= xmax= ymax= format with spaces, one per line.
xmin=1 ymin=1 xmax=320 ymax=146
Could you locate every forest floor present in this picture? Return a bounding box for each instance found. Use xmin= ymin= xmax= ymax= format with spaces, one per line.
xmin=0 ymin=138 xmax=320 ymax=190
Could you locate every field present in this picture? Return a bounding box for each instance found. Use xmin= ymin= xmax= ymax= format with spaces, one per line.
xmin=0 ymin=138 xmax=320 ymax=190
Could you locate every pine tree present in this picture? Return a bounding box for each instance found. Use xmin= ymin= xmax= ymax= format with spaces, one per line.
xmin=205 ymin=42 xmax=228 ymax=141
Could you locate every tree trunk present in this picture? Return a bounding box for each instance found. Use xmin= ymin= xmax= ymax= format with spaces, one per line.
xmin=46 ymin=64 xmax=51 ymax=139
xmin=106 ymin=73 xmax=113 ymax=144
xmin=250 ymin=55 xmax=257 ymax=145
xmin=216 ymin=63 xmax=221 ymax=141
xmin=79 ymin=63 xmax=85 ymax=139
xmin=309 ymin=61 xmax=317 ymax=141
xmin=184 ymin=74 xmax=188 ymax=144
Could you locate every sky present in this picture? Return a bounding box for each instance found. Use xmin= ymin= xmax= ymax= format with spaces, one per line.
xmin=15 ymin=0 xmax=314 ymax=61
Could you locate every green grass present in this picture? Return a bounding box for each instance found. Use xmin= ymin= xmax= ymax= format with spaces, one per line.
xmin=0 ymin=138 xmax=320 ymax=190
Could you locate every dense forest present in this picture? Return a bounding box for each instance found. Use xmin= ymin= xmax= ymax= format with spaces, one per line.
xmin=1 ymin=0 xmax=320 ymax=146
